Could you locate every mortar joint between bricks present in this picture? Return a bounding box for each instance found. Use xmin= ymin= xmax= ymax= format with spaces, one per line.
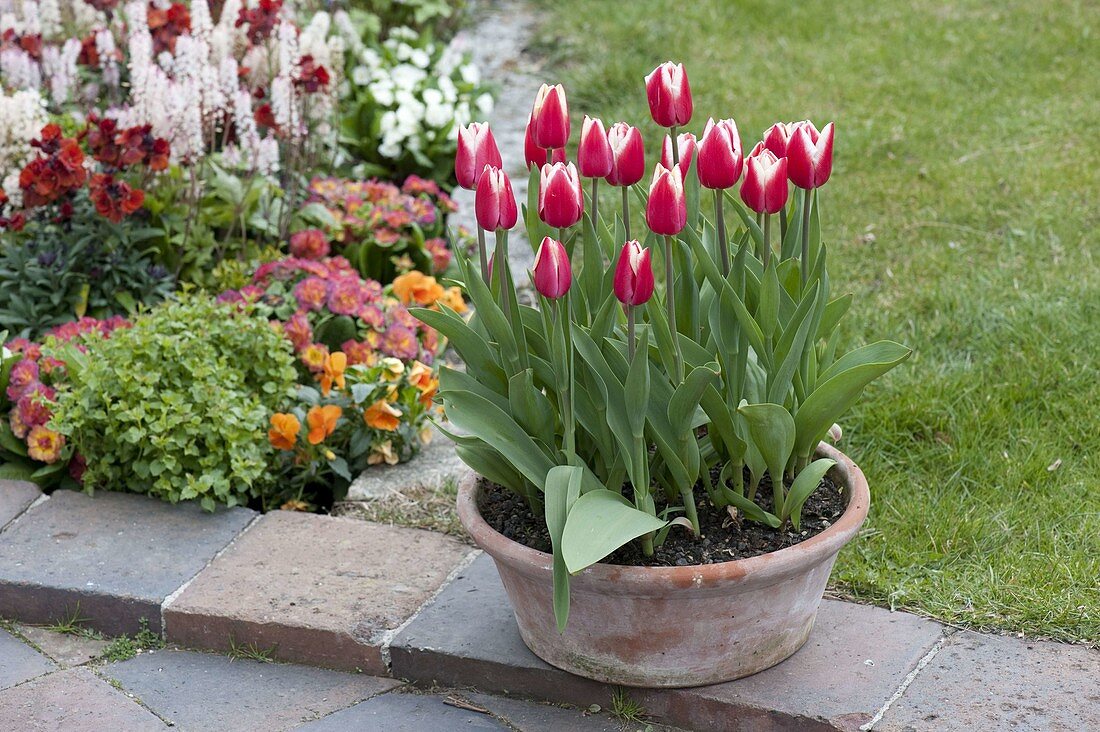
xmin=376 ymin=548 xmax=483 ymax=673
xmin=860 ymin=626 xmax=961 ymax=731
xmin=159 ymin=513 xmax=264 ymax=636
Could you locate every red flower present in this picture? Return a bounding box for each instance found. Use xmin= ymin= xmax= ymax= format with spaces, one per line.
xmin=236 ymin=0 xmax=283 ymax=44
xmin=19 ymin=125 xmax=87 ymax=209
xmin=295 ymin=55 xmax=330 ymax=94
xmin=147 ymin=2 xmax=191 ymax=55
xmin=255 ymin=104 xmax=278 ymax=131
xmin=88 ymin=174 xmax=145 ymax=222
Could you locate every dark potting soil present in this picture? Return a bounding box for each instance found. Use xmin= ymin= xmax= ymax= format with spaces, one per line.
xmin=477 ymin=470 xmax=847 ymax=567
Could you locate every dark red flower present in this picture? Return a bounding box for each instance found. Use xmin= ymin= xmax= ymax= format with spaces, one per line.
xmin=295 ymin=55 xmax=330 ymax=94
xmin=88 ymin=174 xmax=144 ymax=222
xmin=236 ymin=0 xmax=283 ymax=45
xmin=147 ymin=2 xmax=191 ymax=54
xmin=19 ymin=125 xmax=87 ymax=209
xmin=255 ymin=103 xmax=278 ymax=130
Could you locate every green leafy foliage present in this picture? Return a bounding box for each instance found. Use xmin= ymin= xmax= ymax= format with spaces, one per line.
xmin=48 ymin=294 xmax=297 ymax=511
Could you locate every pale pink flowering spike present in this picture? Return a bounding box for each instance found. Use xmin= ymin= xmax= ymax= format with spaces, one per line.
xmin=645 ymin=164 xmax=687 ymax=236
xmin=532 ymin=237 xmax=572 ymax=299
xmin=644 ymin=62 xmax=693 ymax=128
xmin=613 ymin=240 xmax=655 ymax=307
xmin=697 ymin=118 xmax=743 ymax=190
xmin=578 ymin=116 xmax=614 ymax=179
xmin=786 ymin=121 xmax=835 ymax=189
xmin=538 ymin=162 xmax=584 ymax=229
xmin=530 ymin=84 xmax=570 ymax=150
xmin=740 ymin=149 xmax=790 ymax=215
xmin=475 ymin=165 xmax=518 ymax=231
xmin=455 ymin=122 xmax=503 ymax=190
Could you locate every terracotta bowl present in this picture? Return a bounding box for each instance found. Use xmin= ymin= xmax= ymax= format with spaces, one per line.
xmin=455 ymin=442 xmax=870 ymax=688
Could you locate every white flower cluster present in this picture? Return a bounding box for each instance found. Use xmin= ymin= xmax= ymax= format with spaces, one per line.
xmin=336 ymin=15 xmax=493 ymax=161
xmin=0 ymin=87 xmax=49 ymax=208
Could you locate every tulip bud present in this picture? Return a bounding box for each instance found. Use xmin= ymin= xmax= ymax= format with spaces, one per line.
xmin=645 ymin=164 xmax=687 ymax=236
xmin=644 ymin=61 xmax=692 ymax=128
xmin=538 ymin=162 xmax=584 ymax=228
xmin=524 ymin=113 xmax=567 ymax=168
xmin=740 ymin=148 xmax=789 ymax=214
xmin=455 ymin=122 xmax=503 ymax=190
xmin=530 ymin=83 xmax=570 ymax=150
xmin=697 ymin=117 xmax=743 ymax=190
xmin=532 ymin=237 xmax=572 ymax=299
xmin=578 ymin=116 xmax=614 ymax=178
xmin=475 ymin=165 xmax=518 ymax=231
xmin=786 ymin=121 xmax=834 ymax=190
xmin=613 ymin=240 xmax=655 ymax=306
xmin=762 ymin=122 xmax=797 ymax=159
xmin=605 ymin=122 xmax=645 ymax=187
xmin=661 ymin=132 xmax=696 ymax=180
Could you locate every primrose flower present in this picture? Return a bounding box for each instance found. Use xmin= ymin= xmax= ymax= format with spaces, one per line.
xmin=381 ymin=324 xmax=419 ymax=360
xmin=268 ymin=413 xmax=301 ymax=451
xmin=17 ymin=384 xmax=55 ymax=429
xmin=10 ymin=411 xmax=29 ymax=440
xmin=26 ymin=426 xmax=64 ymax=464
xmin=342 ymin=339 xmax=376 ymax=366
xmin=289 ymin=229 xmax=330 ymax=260
xmin=6 ymin=359 xmax=39 ymax=401
xmin=306 ymin=404 xmax=342 ymax=445
xmin=294 ymin=276 xmax=329 ymax=311
xmin=301 ymin=342 xmax=330 ymax=373
xmin=284 ymin=312 xmax=313 ymax=352
xmin=327 ymin=277 xmax=368 ymax=315
xmin=365 ymin=399 xmax=402 ymax=431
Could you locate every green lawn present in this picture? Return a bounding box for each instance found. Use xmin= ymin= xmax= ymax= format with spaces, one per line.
xmin=531 ymin=0 xmax=1099 ymax=644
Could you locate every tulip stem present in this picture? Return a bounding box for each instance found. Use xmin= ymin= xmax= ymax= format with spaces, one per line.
xmin=669 ymin=126 xmax=680 ymax=167
xmin=590 ymin=177 xmax=600 ymax=239
xmin=664 ymin=235 xmax=684 ymax=382
xmin=476 ymin=225 xmax=489 ymax=285
xmin=557 ymin=297 xmax=576 ymax=460
xmin=715 ymin=189 xmax=729 ymax=276
xmin=621 ymin=185 xmax=631 ymax=240
xmin=762 ymin=214 xmax=772 ymax=269
xmin=497 ymin=228 xmax=512 ymax=323
xmin=627 ymin=305 xmax=636 ymax=360
xmin=800 ymin=187 xmax=813 ymax=288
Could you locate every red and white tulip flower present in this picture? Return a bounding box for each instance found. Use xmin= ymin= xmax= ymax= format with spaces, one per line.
xmin=578 ymin=116 xmax=614 ymax=179
xmin=740 ymin=147 xmax=789 ymax=215
xmin=538 ymin=162 xmax=584 ymax=229
xmin=474 ymin=165 xmax=518 ymax=231
xmin=786 ymin=121 xmax=834 ymax=190
xmin=605 ymin=122 xmax=645 ymax=187
xmin=762 ymin=122 xmax=797 ymax=159
xmin=455 ymin=122 xmax=503 ymax=190
xmin=524 ymin=114 xmax=567 ymax=169
xmin=645 ymin=164 xmax=687 ymax=236
xmin=696 ymin=118 xmax=743 ymax=190
xmin=644 ymin=62 xmax=693 ymax=128
xmin=661 ymin=132 xmax=696 ymax=180
xmin=532 ymin=236 xmax=572 ymax=299
xmin=530 ymin=83 xmax=570 ymax=151
xmin=613 ymin=240 xmax=655 ymax=307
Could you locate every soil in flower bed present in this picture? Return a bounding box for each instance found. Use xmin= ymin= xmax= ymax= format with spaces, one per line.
xmin=478 ymin=470 xmax=846 ymax=567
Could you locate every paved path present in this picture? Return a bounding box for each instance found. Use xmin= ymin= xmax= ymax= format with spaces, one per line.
xmin=0 ymin=626 xmax=667 ymax=731
xmin=1 ymin=479 xmax=1097 ymax=731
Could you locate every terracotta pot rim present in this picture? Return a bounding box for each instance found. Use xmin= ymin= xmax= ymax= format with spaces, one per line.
xmin=456 ymin=442 xmax=869 ymax=594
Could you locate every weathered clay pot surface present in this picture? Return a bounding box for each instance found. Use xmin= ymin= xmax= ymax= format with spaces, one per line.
xmin=455 ymin=442 xmax=870 ymax=688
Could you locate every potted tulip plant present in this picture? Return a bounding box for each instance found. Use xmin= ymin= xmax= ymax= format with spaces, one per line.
xmin=414 ymin=64 xmax=910 ymax=688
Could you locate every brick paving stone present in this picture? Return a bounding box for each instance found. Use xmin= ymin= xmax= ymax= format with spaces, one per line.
xmin=0 ymin=489 xmax=255 ymax=635
xmin=460 ymin=690 xmax=682 ymax=732
xmin=297 ymin=691 xmax=509 ymax=731
xmin=347 ymin=425 xmax=467 ymax=500
xmin=390 ymin=553 xmax=949 ymax=731
xmin=164 ymin=511 xmax=473 ymax=673
xmin=0 ymin=667 xmax=167 ymax=731
xmin=13 ymin=624 xmax=109 ymax=668
xmin=877 ymin=631 xmax=1100 ymax=732
xmin=0 ymin=479 xmax=40 ymax=530
xmin=388 ymin=553 xmax=612 ymax=711
xmin=102 ymin=648 xmax=401 ymax=731
xmin=0 ymin=627 xmax=56 ymax=690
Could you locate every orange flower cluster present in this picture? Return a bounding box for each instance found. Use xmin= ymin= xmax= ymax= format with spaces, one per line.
xmin=392 ymin=271 xmax=466 ymax=313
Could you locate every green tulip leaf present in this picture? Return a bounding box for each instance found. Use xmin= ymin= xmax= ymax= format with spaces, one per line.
xmin=545 ymin=465 xmax=583 ymax=632
xmin=738 ymin=402 xmax=796 ymax=482
xmin=562 ymin=489 xmax=666 ymax=574
xmin=782 ymin=458 xmax=837 ymax=530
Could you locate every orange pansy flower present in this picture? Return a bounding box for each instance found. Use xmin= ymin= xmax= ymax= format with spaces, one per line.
xmin=307 ymin=404 xmax=343 ymax=444
xmin=439 ymin=286 xmax=467 ymax=313
xmin=364 ymin=399 xmax=402 ymax=431
xmin=319 ymin=351 xmax=347 ymax=396
xmin=407 ymin=360 xmax=439 ymax=406
xmin=268 ymin=413 xmax=301 ymax=450
xmin=392 ymin=270 xmax=444 ymax=306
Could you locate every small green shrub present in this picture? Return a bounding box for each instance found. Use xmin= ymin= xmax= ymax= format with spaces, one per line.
xmin=49 ymin=294 xmax=297 ymax=510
